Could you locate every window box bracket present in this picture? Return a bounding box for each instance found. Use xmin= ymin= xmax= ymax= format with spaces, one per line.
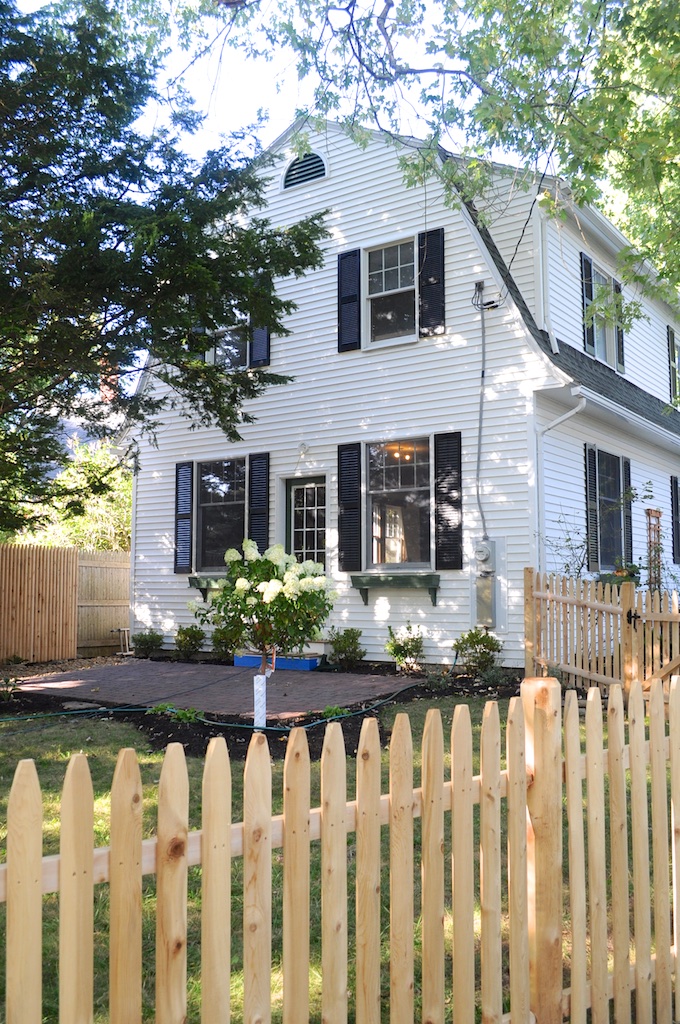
xmin=350 ymin=573 xmax=441 ymax=606
xmin=188 ymin=575 xmax=225 ymax=601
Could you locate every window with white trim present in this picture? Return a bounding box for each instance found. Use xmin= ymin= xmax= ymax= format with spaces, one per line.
xmin=337 ymin=432 xmax=462 ymax=572
xmin=174 ymin=453 xmax=270 ymax=574
xmin=204 ymin=329 xmax=248 ymax=370
xmin=367 ymin=241 xmax=416 ymax=342
xmin=580 ymin=253 xmax=624 ymax=371
xmin=585 ymin=445 xmax=632 ymax=572
xmin=668 ymin=326 xmax=679 ymax=401
xmin=368 ymin=437 xmax=430 ymax=566
xmin=198 ymin=460 xmax=246 ymax=571
xmin=337 ymin=228 xmax=445 ymax=352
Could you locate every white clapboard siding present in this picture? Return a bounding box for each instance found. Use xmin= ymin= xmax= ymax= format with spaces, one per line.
xmin=130 ymin=124 xmax=680 ymax=667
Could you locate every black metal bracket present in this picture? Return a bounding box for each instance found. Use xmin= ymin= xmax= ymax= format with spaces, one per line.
xmin=626 ymin=609 xmax=641 ymax=628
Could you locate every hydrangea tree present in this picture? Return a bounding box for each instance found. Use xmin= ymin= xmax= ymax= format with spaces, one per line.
xmin=195 ymin=540 xmax=335 ymax=672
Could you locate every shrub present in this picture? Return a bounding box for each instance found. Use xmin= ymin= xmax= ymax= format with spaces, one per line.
xmin=174 ymin=624 xmax=205 ymax=661
xmin=210 ymin=622 xmax=244 ymax=661
xmin=194 ymin=540 xmax=334 ymax=673
xmin=385 ymin=622 xmax=425 ymax=672
xmin=452 ymin=627 xmax=503 ymax=678
xmin=0 ymin=676 xmax=19 ymax=702
xmin=326 ymin=627 xmax=366 ymax=671
xmin=132 ymin=628 xmax=163 ymax=658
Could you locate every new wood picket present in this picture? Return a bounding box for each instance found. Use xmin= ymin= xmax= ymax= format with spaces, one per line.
xmin=59 ymin=753 xmax=94 ymax=1024
xmin=451 ymin=704 xmax=475 ymax=1024
xmin=109 ymin=747 xmax=143 ymax=1024
xmin=355 ymin=718 xmax=381 ymax=1024
xmin=480 ymin=701 xmax=502 ymax=1024
xmin=243 ymin=732 xmax=272 ymax=1024
xmin=607 ymin=687 xmax=631 ymax=1024
xmin=282 ymin=728 xmax=310 ymax=1024
xmin=201 ymin=736 xmax=232 ymax=1024
xmin=320 ymin=723 xmax=348 ymax=1024
xmin=155 ymin=742 xmax=189 ymax=1024
xmin=389 ymin=713 xmax=414 ymax=1024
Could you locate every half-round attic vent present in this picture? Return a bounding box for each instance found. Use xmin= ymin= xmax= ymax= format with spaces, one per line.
xmin=283 ymin=152 xmax=326 ymax=189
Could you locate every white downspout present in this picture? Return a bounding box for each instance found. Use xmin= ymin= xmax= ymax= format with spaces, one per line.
xmin=535 ymin=387 xmax=587 ymax=571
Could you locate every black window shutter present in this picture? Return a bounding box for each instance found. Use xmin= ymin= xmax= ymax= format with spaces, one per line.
xmin=337 ymin=443 xmax=362 ymax=571
xmin=250 ymin=327 xmax=270 ymax=368
xmin=338 ymin=250 xmax=361 ymax=352
xmin=418 ymin=228 xmax=445 ymax=336
xmin=174 ymin=462 xmax=193 ymax=574
xmin=248 ymin=453 xmax=270 ymax=552
xmin=585 ymin=444 xmax=599 ymax=572
xmin=434 ymin=431 xmax=463 ymax=570
xmin=622 ymin=458 xmax=633 ymax=564
xmin=613 ymin=280 xmax=625 ymax=371
xmin=672 ymin=477 xmax=680 ymax=565
xmin=669 ymin=326 xmax=677 ymax=400
xmin=580 ymin=253 xmax=595 ymax=355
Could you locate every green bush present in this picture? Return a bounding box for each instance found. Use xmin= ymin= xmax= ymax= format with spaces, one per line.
xmin=132 ymin=628 xmax=164 ymax=658
xmin=452 ymin=627 xmax=503 ymax=679
xmin=210 ymin=622 xmax=244 ymax=661
xmin=174 ymin=624 xmax=205 ymax=661
xmin=326 ymin=627 xmax=366 ymax=671
xmin=385 ymin=622 xmax=425 ymax=672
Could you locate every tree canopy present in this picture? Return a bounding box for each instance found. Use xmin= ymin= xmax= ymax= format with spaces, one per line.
xmin=210 ymin=0 xmax=680 ymax=292
xmin=10 ymin=440 xmax=133 ymax=551
xmin=0 ymin=0 xmax=326 ymax=532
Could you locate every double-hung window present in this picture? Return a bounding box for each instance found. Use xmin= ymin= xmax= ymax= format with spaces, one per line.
xmin=337 ymin=432 xmax=462 ymax=572
xmin=200 ymin=325 xmax=270 ymax=369
xmin=174 ymin=453 xmax=270 ymax=573
xmin=368 ymin=437 xmax=430 ymax=565
xmin=585 ymin=445 xmax=632 ymax=572
xmin=197 ymin=460 xmax=246 ymax=571
xmin=367 ymin=242 xmax=416 ymax=343
xmin=668 ymin=326 xmax=679 ymax=401
xmin=580 ymin=253 xmax=624 ymax=372
xmin=204 ymin=330 xmax=248 ymax=370
xmin=338 ymin=228 xmax=445 ymax=351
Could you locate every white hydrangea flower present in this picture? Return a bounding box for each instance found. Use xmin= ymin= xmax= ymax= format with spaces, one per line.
xmin=261 ymin=579 xmax=283 ymax=603
xmin=234 ymin=577 xmax=251 ymax=593
xmin=245 ymin=596 xmax=258 ymax=607
xmin=300 ymin=559 xmax=324 ymax=576
xmin=283 ymin=562 xmax=303 ymax=582
xmin=242 ymin=539 xmax=261 ymax=561
xmin=224 ymin=548 xmax=242 ymax=564
xmin=283 ymin=578 xmax=301 ymax=599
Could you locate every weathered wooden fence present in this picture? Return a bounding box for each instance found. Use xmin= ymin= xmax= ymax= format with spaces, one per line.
xmin=1 ymin=678 xmax=678 ymax=1023
xmin=0 ymin=545 xmax=130 ymax=662
xmin=525 ymin=566 xmax=680 ymax=693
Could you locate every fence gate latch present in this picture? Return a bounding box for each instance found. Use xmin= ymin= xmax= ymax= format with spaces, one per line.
xmin=626 ymin=609 xmax=641 ymax=629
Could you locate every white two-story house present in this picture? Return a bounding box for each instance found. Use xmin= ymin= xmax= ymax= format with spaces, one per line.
xmin=129 ymin=120 xmax=680 ymax=667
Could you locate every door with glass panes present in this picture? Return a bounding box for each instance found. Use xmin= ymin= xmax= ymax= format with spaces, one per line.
xmin=288 ymin=478 xmax=326 ymax=567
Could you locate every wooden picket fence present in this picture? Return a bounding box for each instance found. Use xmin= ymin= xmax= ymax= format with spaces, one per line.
xmin=0 ymin=545 xmax=130 ymax=662
xmin=2 ymin=678 xmax=679 ymax=1023
xmin=525 ymin=566 xmax=680 ymax=693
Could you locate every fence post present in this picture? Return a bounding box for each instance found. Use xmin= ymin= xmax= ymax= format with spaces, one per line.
xmin=524 ymin=568 xmax=536 ymax=678
xmin=620 ymin=581 xmax=637 ymax=698
xmin=521 ymin=677 xmax=562 ymax=1024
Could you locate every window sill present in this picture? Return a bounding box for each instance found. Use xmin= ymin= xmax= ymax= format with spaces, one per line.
xmin=188 ymin=574 xmax=225 ymax=600
xmin=350 ymin=573 xmax=440 ymax=606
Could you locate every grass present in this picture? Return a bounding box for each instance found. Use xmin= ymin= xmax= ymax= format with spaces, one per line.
xmin=0 ymin=694 xmax=507 ymax=1022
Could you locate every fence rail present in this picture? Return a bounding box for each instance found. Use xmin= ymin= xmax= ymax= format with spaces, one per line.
xmin=525 ymin=566 xmax=680 ymax=693
xmin=1 ymin=678 xmax=678 ymax=1023
xmin=0 ymin=545 xmax=129 ymax=663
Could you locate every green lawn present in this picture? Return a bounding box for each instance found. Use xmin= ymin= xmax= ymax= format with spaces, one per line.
xmin=0 ymin=694 xmax=506 ymax=1022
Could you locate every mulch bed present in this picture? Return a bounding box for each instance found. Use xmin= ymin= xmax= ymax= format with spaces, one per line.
xmin=0 ymin=665 xmax=521 ymax=761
